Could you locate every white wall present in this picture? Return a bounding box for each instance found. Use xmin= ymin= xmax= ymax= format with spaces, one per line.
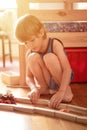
xmin=0 ymin=40 xmax=19 ymax=58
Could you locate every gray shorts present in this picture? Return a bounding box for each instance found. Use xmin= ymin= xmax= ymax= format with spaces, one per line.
xmin=48 ymin=77 xmax=59 ymax=91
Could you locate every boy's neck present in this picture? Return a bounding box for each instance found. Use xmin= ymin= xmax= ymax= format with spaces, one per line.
xmin=40 ymin=37 xmax=49 ymax=53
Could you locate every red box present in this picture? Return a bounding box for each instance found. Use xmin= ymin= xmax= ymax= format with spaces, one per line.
xmin=65 ymin=48 xmax=87 ymax=82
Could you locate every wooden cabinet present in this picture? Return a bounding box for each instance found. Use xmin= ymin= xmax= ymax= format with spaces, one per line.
xmin=65 ymin=48 xmax=87 ymax=82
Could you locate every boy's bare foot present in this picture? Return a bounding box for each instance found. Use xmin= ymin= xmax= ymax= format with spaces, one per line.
xmin=62 ymin=86 xmax=73 ymax=103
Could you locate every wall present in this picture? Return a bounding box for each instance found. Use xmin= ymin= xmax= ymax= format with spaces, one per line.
xmin=0 ymin=9 xmax=18 ymax=58
xmin=0 ymin=40 xmax=19 ymax=58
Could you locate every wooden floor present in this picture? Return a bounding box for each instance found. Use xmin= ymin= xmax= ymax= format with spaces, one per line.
xmin=0 ymin=77 xmax=87 ymax=130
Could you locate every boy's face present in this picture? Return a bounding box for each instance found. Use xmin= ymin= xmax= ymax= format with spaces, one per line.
xmin=24 ymin=35 xmax=43 ymax=52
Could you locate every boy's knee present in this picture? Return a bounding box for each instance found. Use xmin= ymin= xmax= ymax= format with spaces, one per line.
xmin=43 ymin=53 xmax=56 ymax=63
xmin=43 ymin=53 xmax=51 ymax=60
xmin=28 ymin=53 xmax=41 ymax=65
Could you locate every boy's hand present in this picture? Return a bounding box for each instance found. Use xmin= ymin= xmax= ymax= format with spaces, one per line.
xmin=49 ymin=90 xmax=65 ymax=108
xmin=27 ymin=88 xmax=40 ymax=103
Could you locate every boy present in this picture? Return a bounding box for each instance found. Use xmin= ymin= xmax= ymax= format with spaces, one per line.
xmin=15 ymin=14 xmax=74 ymax=108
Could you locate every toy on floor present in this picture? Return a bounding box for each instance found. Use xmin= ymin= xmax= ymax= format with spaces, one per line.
xmin=0 ymin=91 xmax=87 ymax=125
xmin=0 ymin=91 xmax=16 ymax=104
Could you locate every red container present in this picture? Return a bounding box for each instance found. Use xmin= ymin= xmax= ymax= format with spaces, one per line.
xmin=65 ymin=48 xmax=87 ymax=82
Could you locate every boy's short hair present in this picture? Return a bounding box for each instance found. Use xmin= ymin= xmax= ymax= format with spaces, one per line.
xmin=15 ymin=14 xmax=46 ymax=42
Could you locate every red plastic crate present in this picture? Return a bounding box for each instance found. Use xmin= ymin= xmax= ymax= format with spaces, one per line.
xmin=65 ymin=48 xmax=87 ymax=82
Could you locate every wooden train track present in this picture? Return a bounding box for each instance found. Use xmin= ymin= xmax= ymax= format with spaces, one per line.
xmin=0 ymin=97 xmax=87 ymax=125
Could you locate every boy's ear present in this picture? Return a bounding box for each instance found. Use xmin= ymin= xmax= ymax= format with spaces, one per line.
xmin=38 ymin=28 xmax=44 ymax=37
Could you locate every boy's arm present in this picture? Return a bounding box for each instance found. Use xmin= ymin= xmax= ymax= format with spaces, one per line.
xmin=53 ymin=40 xmax=72 ymax=92
xmin=50 ymin=40 xmax=72 ymax=108
xmin=26 ymin=61 xmax=40 ymax=103
xmin=26 ymin=74 xmax=36 ymax=91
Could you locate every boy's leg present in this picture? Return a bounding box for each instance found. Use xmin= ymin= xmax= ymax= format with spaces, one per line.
xmin=62 ymin=85 xmax=73 ymax=102
xmin=43 ymin=53 xmax=73 ymax=102
xmin=27 ymin=53 xmax=51 ymax=94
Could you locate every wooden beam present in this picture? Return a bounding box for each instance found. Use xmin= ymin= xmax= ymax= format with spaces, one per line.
xmin=48 ymin=32 xmax=87 ymax=47
xmin=27 ymin=0 xmax=87 ymax=2
xmin=16 ymin=97 xmax=87 ymax=115
xmin=19 ymin=44 xmax=26 ymax=86
xmin=27 ymin=10 xmax=87 ymax=21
